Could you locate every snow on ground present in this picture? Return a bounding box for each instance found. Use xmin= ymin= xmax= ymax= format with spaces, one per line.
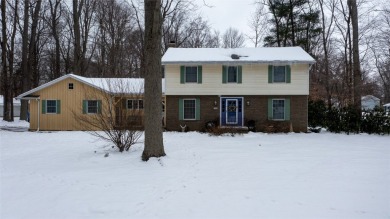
xmin=1 ymin=119 xmax=389 ymax=219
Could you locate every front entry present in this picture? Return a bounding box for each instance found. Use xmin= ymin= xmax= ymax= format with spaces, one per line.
xmin=220 ymin=97 xmax=243 ymax=126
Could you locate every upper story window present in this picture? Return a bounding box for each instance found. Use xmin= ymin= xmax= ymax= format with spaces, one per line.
xmin=269 ymin=65 xmax=291 ymax=83
xmin=180 ymin=66 xmax=202 ymax=84
xmin=273 ymin=66 xmax=286 ymax=83
xmin=185 ymin=66 xmax=198 ymax=83
xmin=68 ymin=83 xmax=74 ymax=90
xmin=222 ymin=65 xmax=242 ymax=84
xmin=227 ymin=66 xmax=238 ymax=83
xmin=127 ymin=99 xmax=144 ymax=110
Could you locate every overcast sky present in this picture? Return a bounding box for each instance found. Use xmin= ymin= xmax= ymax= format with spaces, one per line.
xmin=195 ymin=0 xmax=257 ymax=47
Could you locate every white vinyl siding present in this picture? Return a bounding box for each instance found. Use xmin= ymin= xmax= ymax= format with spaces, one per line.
xmin=165 ymin=64 xmax=309 ymax=95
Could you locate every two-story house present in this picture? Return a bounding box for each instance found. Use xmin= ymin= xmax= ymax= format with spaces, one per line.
xmin=162 ymin=47 xmax=315 ymax=132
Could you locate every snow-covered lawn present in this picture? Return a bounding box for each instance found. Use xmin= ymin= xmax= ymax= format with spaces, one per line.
xmin=1 ymin=120 xmax=389 ymax=219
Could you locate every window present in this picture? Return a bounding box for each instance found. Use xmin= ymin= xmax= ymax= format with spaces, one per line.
xmin=185 ymin=66 xmax=198 ymax=83
xmin=68 ymin=83 xmax=74 ymax=89
xmin=180 ymin=66 xmax=202 ymax=84
xmin=46 ymin=100 xmax=57 ymax=114
xmin=273 ymin=66 xmax=286 ymax=83
xmin=227 ymin=66 xmax=238 ymax=83
xmin=88 ymin=100 xmax=98 ymax=114
xmin=183 ymin=99 xmax=196 ymax=120
xmin=127 ymin=99 xmax=144 ymax=110
xmin=273 ymin=99 xmax=285 ymax=120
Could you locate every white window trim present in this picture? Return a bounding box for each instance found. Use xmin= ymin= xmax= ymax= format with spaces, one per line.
xmin=272 ymin=99 xmax=286 ymax=121
xmin=87 ymin=100 xmax=98 ymax=114
xmin=227 ymin=66 xmax=238 ymax=83
xmin=46 ymin=99 xmax=57 ymax=114
xmin=183 ymin=98 xmax=196 ymax=120
xmin=272 ymin=65 xmax=287 ymax=83
xmin=68 ymin=83 xmax=74 ymax=90
xmin=184 ymin=66 xmax=198 ymax=83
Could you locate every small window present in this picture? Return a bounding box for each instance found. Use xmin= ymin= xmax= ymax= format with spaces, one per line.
xmin=68 ymin=83 xmax=74 ymax=89
xmin=227 ymin=66 xmax=238 ymax=83
xmin=185 ymin=66 xmax=198 ymax=83
xmin=87 ymin=100 xmax=98 ymax=114
xmin=273 ymin=66 xmax=286 ymax=83
xmin=183 ymin=99 xmax=196 ymax=120
xmin=127 ymin=99 xmax=144 ymax=110
xmin=273 ymin=99 xmax=285 ymax=120
xmin=46 ymin=100 xmax=57 ymax=114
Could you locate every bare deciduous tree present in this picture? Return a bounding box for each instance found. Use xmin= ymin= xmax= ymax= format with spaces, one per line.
xmin=248 ymin=3 xmax=269 ymax=47
xmin=222 ymin=27 xmax=245 ymax=48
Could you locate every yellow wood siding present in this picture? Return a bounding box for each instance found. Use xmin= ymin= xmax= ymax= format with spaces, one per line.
xmin=29 ymin=78 xmax=110 ymax=131
xmin=165 ymin=63 xmax=310 ymax=95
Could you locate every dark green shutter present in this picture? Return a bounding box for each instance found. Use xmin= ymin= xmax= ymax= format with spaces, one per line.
xmin=197 ymin=66 xmax=202 ymax=84
xmin=196 ymin=98 xmax=200 ymax=120
xmin=42 ymin=100 xmax=46 ymax=114
xmin=268 ymin=65 xmax=273 ymax=83
xmin=98 ymin=100 xmax=102 ymax=114
xmin=56 ymin=100 xmax=61 ymax=114
xmin=82 ymin=100 xmax=87 ymax=114
xmin=237 ymin=66 xmax=242 ymax=84
xmin=179 ymin=99 xmax=184 ymax=120
xmin=285 ymin=98 xmax=290 ymax=120
xmin=268 ymin=98 xmax=273 ymax=120
xmin=286 ymin=65 xmax=291 ymax=83
xmin=180 ymin=66 xmax=185 ymax=84
xmin=222 ymin=65 xmax=227 ymax=83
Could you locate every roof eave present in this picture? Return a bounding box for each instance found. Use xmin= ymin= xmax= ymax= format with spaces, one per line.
xmin=162 ymin=60 xmax=316 ymax=65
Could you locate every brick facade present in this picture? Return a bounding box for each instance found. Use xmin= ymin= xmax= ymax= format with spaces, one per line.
xmin=165 ymin=95 xmax=308 ymax=132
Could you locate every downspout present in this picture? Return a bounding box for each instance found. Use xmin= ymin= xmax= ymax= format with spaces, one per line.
xmin=37 ymin=99 xmax=40 ymax=132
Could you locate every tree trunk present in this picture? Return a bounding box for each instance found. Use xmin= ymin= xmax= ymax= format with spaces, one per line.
xmin=142 ymin=0 xmax=165 ymax=161
xmin=1 ymin=0 xmax=12 ymax=121
xmin=348 ymin=0 xmax=362 ymax=113
xmin=20 ymin=0 xmax=30 ymax=120
xmin=73 ymin=0 xmax=82 ymax=75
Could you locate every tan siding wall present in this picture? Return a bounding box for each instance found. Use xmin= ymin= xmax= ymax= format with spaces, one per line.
xmin=29 ymin=78 xmax=108 ymax=131
xmin=165 ymin=63 xmax=309 ymax=95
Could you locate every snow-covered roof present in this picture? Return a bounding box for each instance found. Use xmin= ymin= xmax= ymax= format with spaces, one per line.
xmin=162 ymin=47 xmax=316 ymax=64
xmin=361 ymin=95 xmax=380 ymax=101
xmin=383 ymin=103 xmax=390 ymax=107
xmin=16 ymin=74 xmax=165 ymax=99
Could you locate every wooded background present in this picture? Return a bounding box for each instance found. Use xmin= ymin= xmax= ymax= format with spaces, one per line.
xmin=1 ymin=0 xmax=389 ymax=121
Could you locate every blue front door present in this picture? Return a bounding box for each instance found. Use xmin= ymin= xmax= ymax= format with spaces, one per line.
xmin=221 ymin=97 xmax=243 ymax=126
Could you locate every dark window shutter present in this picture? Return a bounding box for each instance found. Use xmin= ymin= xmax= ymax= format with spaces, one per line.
xmin=286 ymin=65 xmax=291 ymax=83
xmin=180 ymin=66 xmax=185 ymax=84
xmin=56 ymin=100 xmax=61 ymax=114
xmin=196 ymin=98 xmax=200 ymax=120
xmin=122 ymin=99 xmax=127 ymax=109
xmin=268 ymin=65 xmax=273 ymax=83
xmin=42 ymin=100 xmax=46 ymax=114
xmin=285 ymin=98 xmax=290 ymax=120
xmin=197 ymin=66 xmax=202 ymax=84
xmin=179 ymin=99 xmax=184 ymax=120
xmin=268 ymin=98 xmax=273 ymax=120
xmin=222 ymin=65 xmax=227 ymax=83
xmin=98 ymin=100 xmax=102 ymax=114
xmin=237 ymin=66 xmax=242 ymax=83
xmin=83 ymin=100 xmax=87 ymax=114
